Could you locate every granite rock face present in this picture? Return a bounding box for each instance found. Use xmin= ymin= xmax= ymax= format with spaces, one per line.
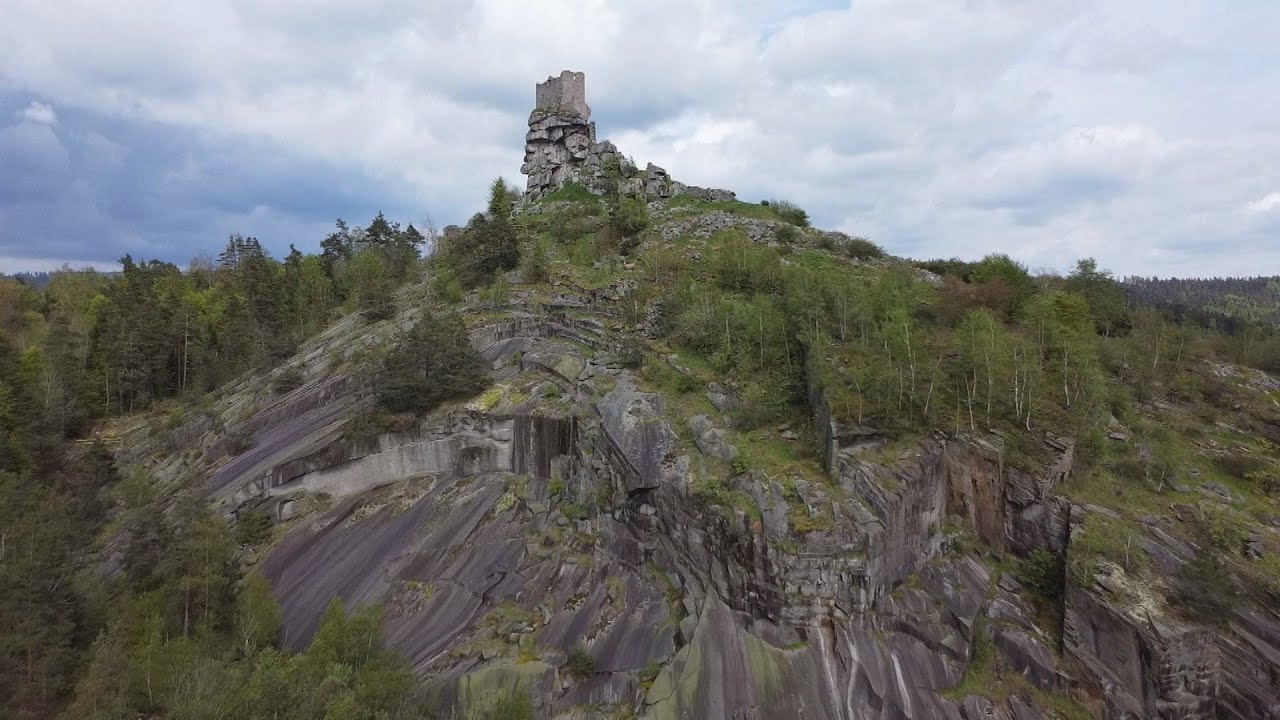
xmin=520 ymin=70 xmax=735 ymax=203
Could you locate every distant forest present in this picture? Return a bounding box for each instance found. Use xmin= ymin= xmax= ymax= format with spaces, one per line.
xmin=1122 ymin=275 xmax=1280 ymax=331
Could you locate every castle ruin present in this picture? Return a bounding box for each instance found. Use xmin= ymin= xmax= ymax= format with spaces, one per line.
xmin=520 ymin=70 xmax=735 ymax=203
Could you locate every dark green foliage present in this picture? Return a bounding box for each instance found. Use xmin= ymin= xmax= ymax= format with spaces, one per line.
xmin=0 ymin=444 xmax=120 ymax=718
xmin=436 ymin=209 xmax=521 ymax=289
xmin=1019 ymin=549 xmax=1064 ymax=602
xmin=564 ymin=645 xmax=597 ymax=679
xmin=375 ymin=313 xmax=489 ymax=416
xmin=767 ymin=199 xmax=810 ymax=227
xmin=1169 ymin=532 xmax=1239 ymax=624
xmin=1065 ymin=258 xmax=1131 ymax=337
xmin=234 ymin=509 xmax=274 ymax=547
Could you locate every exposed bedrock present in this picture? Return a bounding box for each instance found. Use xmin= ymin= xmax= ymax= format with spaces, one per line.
xmin=199 ymin=314 xmax=1068 ymax=718
xmin=194 ymin=307 xmax=1280 ymax=719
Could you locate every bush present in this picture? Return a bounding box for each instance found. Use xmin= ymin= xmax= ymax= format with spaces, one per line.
xmin=1216 ymin=451 xmax=1267 ymax=480
xmin=768 ymin=199 xmax=810 ymax=227
xmin=564 ymin=645 xmax=596 ymax=679
xmin=844 ymin=236 xmax=885 ymax=261
xmin=272 ymin=366 xmax=304 ymax=394
xmin=914 ymin=257 xmax=973 ymax=278
xmin=774 ymin=224 xmax=800 ymax=244
xmin=376 ymin=313 xmax=489 ymax=415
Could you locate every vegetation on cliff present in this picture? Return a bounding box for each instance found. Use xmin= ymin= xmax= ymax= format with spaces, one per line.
xmin=3 ymin=174 xmax=1280 ymax=718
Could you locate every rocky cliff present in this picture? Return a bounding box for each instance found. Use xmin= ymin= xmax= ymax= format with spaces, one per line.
xmin=112 ymin=76 xmax=1280 ymax=720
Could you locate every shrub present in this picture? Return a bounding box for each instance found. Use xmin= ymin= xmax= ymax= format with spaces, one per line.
xmin=768 ymin=199 xmax=810 ymax=227
xmin=711 ymin=232 xmax=785 ymax=295
xmin=844 ymin=236 xmax=885 ymax=261
xmin=564 ymin=645 xmax=596 ymax=679
xmin=774 ymin=224 xmax=800 ymax=244
xmin=272 ymin=366 xmax=304 ymax=394
xmin=1216 ymin=451 xmax=1266 ymax=480
xmin=430 ymin=261 xmax=465 ymax=304
xmin=608 ymin=195 xmax=650 ymax=242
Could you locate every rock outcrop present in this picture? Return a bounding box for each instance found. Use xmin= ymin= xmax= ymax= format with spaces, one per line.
xmin=520 ymin=70 xmax=735 ymax=202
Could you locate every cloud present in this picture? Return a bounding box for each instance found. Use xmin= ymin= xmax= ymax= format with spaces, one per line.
xmin=20 ymin=101 xmax=56 ymax=125
xmin=1245 ymin=191 xmax=1280 ymax=216
xmin=0 ymin=0 xmax=1278 ymax=277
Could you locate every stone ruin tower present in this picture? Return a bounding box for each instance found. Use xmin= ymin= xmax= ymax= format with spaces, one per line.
xmin=520 ymin=70 xmax=735 ymax=203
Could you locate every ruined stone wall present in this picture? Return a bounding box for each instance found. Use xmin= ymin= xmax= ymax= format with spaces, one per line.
xmin=520 ymin=70 xmax=735 ymax=203
xmin=535 ymin=70 xmax=589 ymax=117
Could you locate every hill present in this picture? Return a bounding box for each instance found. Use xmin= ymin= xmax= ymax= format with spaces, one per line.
xmin=3 ymin=72 xmax=1280 ymax=720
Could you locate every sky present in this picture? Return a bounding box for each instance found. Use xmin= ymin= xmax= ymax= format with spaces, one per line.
xmin=1 ymin=0 xmax=1279 ymax=278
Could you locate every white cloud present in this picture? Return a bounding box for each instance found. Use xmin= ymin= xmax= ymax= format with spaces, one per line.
xmin=1244 ymin=191 xmax=1280 ymax=216
xmin=20 ymin=100 xmax=56 ymax=125
xmin=1 ymin=0 xmax=1279 ymax=276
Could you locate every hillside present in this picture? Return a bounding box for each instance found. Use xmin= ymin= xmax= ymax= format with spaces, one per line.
xmin=3 ymin=72 xmax=1280 ymax=720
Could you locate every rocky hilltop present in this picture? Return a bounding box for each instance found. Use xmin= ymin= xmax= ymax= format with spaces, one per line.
xmin=521 ymin=70 xmax=736 ymax=203
xmin=110 ymin=73 xmax=1280 ymax=720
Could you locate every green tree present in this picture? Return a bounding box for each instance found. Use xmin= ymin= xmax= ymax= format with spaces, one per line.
xmin=350 ymin=250 xmax=395 ymax=322
xmin=1066 ymin=258 xmax=1130 ymax=336
xmin=969 ymin=253 xmax=1035 ymax=320
xmin=375 ymin=313 xmax=489 ymax=415
xmin=235 ymin=573 xmax=282 ymax=658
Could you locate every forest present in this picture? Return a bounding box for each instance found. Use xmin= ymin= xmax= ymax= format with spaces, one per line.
xmin=0 ymin=213 xmax=442 ymax=719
